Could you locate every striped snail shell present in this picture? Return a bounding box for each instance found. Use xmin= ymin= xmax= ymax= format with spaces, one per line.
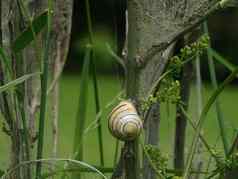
xmin=108 ymin=101 xmax=143 ymax=141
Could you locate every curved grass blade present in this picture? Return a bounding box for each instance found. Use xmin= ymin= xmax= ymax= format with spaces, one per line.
xmin=183 ymin=67 xmax=238 ymax=179
xmin=1 ymin=158 xmax=108 ymax=179
xmin=208 ymin=47 xmax=236 ymax=72
xmin=220 ymin=0 xmax=238 ymax=8
xmin=0 ymin=72 xmax=41 ymax=93
xmin=42 ymin=167 xmax=113 ymax=178
xmin=12 ymin=11 xmax=48 ymax=53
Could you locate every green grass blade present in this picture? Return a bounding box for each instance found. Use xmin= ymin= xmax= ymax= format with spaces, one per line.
xmin=71 ymin=46 xmax=91 ymax=179
xmin=35 ymin=1 xmax=53 ymax=178
xmin=42 ymin=167 xmax=113 ymax=178
xmin=12 ymin=11 xmax=48 ymax=53
xmin=179 ymin=105 xmax=220 ymax=162
xmin=0 ymin=73 xmax=40 ymax=93
xmin=0 ymin=47 xmax=12 ymax=75
xmin=73 ymin=46 xmax=92 ymax=159
xmin=220 ymin=0 xmax=238 ymax=8
xmin=17 ymin=0 xmax=43 ymax=66
xmin=204 ymin=22 xmax=229 ymax=156
xmin=208 ymin=47 xmax=236 ymax=72
xmin=183 ymin=67 xmax=238 ymax=179
xmin=106 ymin=43 xmax=126 ymax=71
xmin=85 ymin=0 xmax=105 ymax=168
xmin=1 ymin=158 xmax=108 ymax=179
xmin=91 ymin=57 xmax=104 ymax=166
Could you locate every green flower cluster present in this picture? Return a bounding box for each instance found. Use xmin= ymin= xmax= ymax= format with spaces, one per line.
xmin=169 ymin=35 xmax=209 ymax=78
xmin=142 ymin=35 xmax=209 ymax=113
xmin=141 ymin=79 xmax=181 ymax=112
xmin=145 ymin=144 xmax=168 ymax=176
xmin=157 ymin=79 xmax=181 ymax=104
xmin=144 ymin=144 xmax=182 ymax=179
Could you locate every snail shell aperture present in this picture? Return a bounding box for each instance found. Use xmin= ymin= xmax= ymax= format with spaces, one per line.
xmin=108 ymin=101 xmax=143 ymax=141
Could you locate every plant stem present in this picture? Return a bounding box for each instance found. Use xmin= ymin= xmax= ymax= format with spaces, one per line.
xmin=183 ymin=67 xmax=238 ymax=179
xmin=203 ymin=22 xmax=229 ymax=156
xmin=190 ymin=54 xmax=204 ymax=179
xmin=91 ymin=57 xmax=104 ymax=166
xmin=72 ymin=46 xmax=91 ymax=179
xmin=35 ymin=1 xmax=53 ymax=178
xmin=85 ymin=0 xmax=104 ymax=167
xmin=174 ymin=61 xmax=193 ymax=172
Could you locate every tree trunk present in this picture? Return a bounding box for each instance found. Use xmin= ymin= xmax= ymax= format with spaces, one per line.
xmin=0 ymin=0 xmax=74 ymax=178
xmin=112 ymin=0 xmax=224 ymax=179
xmin=50 ymin=0 xmax=74 ymax=160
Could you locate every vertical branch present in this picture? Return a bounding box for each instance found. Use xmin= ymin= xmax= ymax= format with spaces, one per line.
xmin=49 ymin=0 xmax=74 ymax=161
xmin=144 ymin=43 xmax=176 ymax=179
xmin=1 ymin=1 xmax=30 ymax=178
xmin=112 ymin=1 xmax=177 ymax=178
xmin=143 ymin=103 xmax=160 ymax=179
xmin=203 ymin=22 xmax=229 ymax=156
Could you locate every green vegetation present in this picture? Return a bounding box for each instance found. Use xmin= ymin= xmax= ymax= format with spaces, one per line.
xmin=1 ymin=74 xmax=237 ymax=171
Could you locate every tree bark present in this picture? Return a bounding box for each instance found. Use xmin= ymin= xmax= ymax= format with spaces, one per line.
xmin=0 ymin=1 xmax=74 ymax=178
xmin=112 ymin=0 xmax=222 ymax=179
xmin=50 ymin=0 xmax=74 ymax=160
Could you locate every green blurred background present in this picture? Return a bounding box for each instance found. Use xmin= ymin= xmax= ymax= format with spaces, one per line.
xmin=0 ymin=1 xmax=238 ymax=177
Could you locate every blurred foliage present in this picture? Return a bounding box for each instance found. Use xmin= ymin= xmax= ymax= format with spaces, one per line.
xmin=73 ymin=28 xmax=116 ymax=73
xmin=66 ymin=0 xmax=238 ymax=79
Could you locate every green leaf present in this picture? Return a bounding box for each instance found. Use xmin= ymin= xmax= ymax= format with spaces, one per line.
xmin=12 ymin=11 xmax=48 ymax=53
xmin=0 ymin=72 xmax=41 ymax=93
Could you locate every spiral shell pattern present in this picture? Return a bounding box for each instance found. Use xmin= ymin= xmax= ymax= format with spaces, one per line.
xmin=108 ymin=101 xmax=143 ymax=141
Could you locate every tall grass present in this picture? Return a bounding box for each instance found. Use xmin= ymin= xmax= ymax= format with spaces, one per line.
xmin=203 ymin=22 xmax=229 ymax=156
xmin=184 ymin=66 xmax=238 ymax=178
xmin=72 ymin=0 xmax=105 ymax=178
xmin=85 ymin=0 xmax=105 ymax=166
xmin=36 ymin=0 xmax=53 ymax=178
xmin=71 ymin=46 xmax=91 ymax=179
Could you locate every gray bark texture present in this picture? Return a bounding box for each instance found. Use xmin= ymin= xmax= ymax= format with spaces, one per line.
xmin=112 ymin=0 xmax=226 ymax=179
xmin=50 ymin=0 xmax=74 ymax=159
xmin=0 ymin=0 xmax=74 ymax=178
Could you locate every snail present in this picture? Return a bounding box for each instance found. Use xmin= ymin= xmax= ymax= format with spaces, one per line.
xmin=108 ymin=101 xmax=143 ymax=141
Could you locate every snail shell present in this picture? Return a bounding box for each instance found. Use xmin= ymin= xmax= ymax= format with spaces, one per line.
xmin=108 ymin=101 xmax=143 ymax=141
